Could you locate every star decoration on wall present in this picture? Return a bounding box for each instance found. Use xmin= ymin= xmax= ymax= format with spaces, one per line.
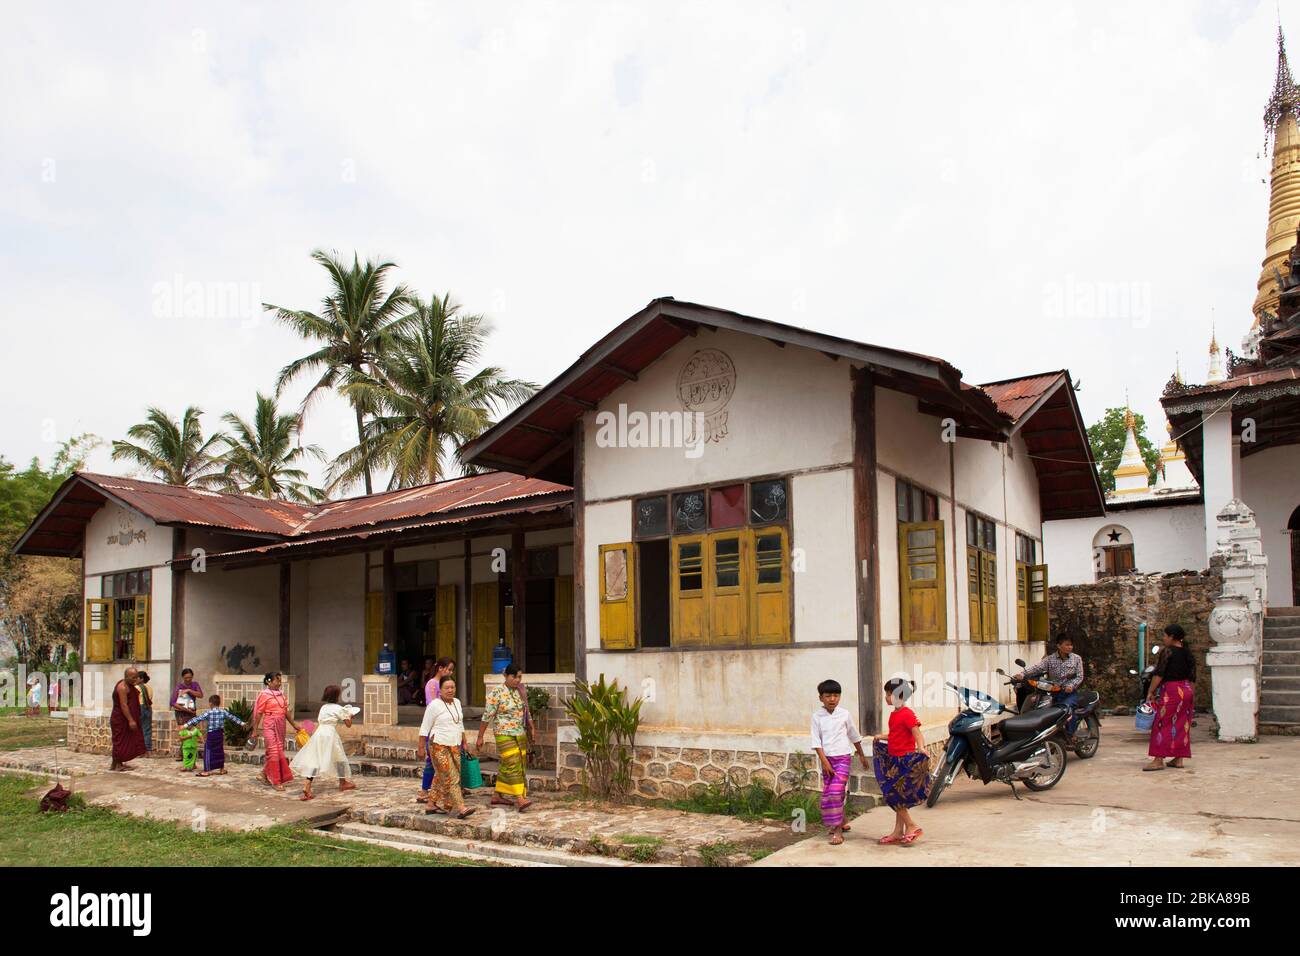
xmin=1107 ymin=530 xmax=1122 ymax=542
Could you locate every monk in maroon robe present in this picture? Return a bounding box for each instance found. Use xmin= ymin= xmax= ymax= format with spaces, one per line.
xmin=110 ymin=667 xmax=147 ymax=770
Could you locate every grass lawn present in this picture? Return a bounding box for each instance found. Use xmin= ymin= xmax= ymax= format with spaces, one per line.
xmin=0 ymin=713 xmax=68 ymax=752
xmin=0 ymin=774 xmax=487 ymax=867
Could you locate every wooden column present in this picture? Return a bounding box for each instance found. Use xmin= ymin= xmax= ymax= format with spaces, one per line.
xmin=511 ymin=529 xmax=526 ymax=667
xmin=852 ymin=367 xmax=882 ymax=735
xmin=459 ymin=538 xmax=471 ymax=681
xmin=572 ymin=420 xmax=586 ymax=683
xmin=171 ymin=528 xmax=187 ymax=670
xmin=382 ymin=547 xmax=396 ymax=656
xmin=278 ymin=562 xmax=291 ymax=671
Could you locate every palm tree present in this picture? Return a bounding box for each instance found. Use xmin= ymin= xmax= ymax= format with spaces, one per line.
xmin=111 ymin=407 xmax=225 ymax=487
xmin=218 ymin=393 xmax=326 ymax=503
xmin=264 ymin=249 xmax=414 ymax=494
xmin=330 ymin=293 xmax=536 ymax=491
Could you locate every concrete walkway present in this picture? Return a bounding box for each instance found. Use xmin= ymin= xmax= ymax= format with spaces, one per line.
xmin=756 ymin=724 xmax=1300 ymax=866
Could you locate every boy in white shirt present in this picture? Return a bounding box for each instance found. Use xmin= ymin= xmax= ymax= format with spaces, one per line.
xmin=810 ymin=678 xmax=869 ymax=845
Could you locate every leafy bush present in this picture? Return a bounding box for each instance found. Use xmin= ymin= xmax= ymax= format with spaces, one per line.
xmin=224 ymin=698 xmax=253 ymax=748
xmin=526 ymin=685 xmax=551 ymax=718
xmin=663 ymin=767 xmax=825 ymax=824
xmin=562 ymin=674 xmax=641 ymax=802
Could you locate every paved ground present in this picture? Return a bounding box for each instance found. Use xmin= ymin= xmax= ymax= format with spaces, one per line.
xmin=757 ymin=723 xmax=1300 ymax=866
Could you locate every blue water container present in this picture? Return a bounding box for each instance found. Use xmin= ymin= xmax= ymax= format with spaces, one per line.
xmin=377 ymin=643 xmax=396 ymax=676
xmin=491 ymin=638 xmax=513 ymax=674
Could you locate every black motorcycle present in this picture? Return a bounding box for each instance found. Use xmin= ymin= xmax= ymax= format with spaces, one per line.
xmin=926 ymin=680 xmax=1069 ymax=808
xmin=1009 ymin=658 xmax=1102 ymax=759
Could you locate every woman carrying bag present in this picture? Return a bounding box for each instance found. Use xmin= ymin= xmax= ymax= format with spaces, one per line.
xmin=1143 ymin=624 xmax=1196 ymax=771
xmin=421 ymin=677 xmax=476 ymax=819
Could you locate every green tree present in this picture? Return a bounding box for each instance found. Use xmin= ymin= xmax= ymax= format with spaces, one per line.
xmin=1087 ymin=407 xmax=1161 ymax=493
xmin=218 ymin=393 xmax=325 ymax=503
xmin=330 ymin=293 xmax=535 ymax=491
xmin=110 ymin=406 xmax=225 ymax=487
xmin=264 ymin=250 xmax=414 ymax=495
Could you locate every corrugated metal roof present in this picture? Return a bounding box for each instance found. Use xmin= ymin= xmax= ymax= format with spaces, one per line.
xmin=78 ymin=472 xmax=313 ymax=534
xmin=979 ymin=372 xmax=1067 ymax=423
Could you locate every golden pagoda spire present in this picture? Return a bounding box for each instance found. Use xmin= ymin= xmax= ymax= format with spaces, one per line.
xmin=1207 ymin=323 xmax=1226 ymax=383
xmin=1113 ymin=400 xmax=1150 ymax=495
xmin=1253 ymin=23 xmax=1300 ymax=325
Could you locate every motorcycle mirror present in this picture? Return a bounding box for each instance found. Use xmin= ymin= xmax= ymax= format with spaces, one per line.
xmin=995 ymin=667 xmax=1006 ymax=676
xmin=1128 ymin=668 xmax=1138 ymax=675
xmin=1014 ymin=658 xmax=1027 ymax=668
xmin=1153 ymin=647 xmax=1162 ymax=656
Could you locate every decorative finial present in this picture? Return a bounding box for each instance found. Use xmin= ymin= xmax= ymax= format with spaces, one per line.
xmin=1210 ymin=322 xmax=1220 ymax=354
xmin=1174 ymin=351 xmax=1183 ymax=384
xmin=1123 ymin=404 xmax=1136 ymax=432
xmin=1265 ymin=22 xmax=1300 ymax=150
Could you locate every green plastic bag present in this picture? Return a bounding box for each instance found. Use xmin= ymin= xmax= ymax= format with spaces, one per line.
xmin=460 ymin=751 xmax=484 ymax=789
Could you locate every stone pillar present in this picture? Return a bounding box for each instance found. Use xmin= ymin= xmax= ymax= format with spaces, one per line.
xmin=1206 ymin=499 xmax=1267 ymax=742
xmin=1201 ymin=411 xmax=1235 ymax=562
xmin=362 ymin=674 xmax=397 ymax=726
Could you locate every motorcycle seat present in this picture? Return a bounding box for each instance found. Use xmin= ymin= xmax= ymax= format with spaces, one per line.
xmin=998 ymin=706 xmax=1066 ymax=739
xmin=1074 ymin=690 xmax=1100 ymax=709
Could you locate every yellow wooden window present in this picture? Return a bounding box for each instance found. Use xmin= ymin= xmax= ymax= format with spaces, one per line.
xmin=1029 ymin=564 xmax=1049 ymax=641
xmin=966 ymin=548 xmax=982 ymax=642
xmin=1016 ymin=562 xmax=1029 ymax=641
xmin=435 ymin=584 xmax=457 ymax=661
xmin=86 ymin=598 xmax=114 ymax=663
xmin=472 ymin=581 xmax=499 ymax=706
xmin=554 ymin=575 xmax=575 ymax=672
xmin=670 ymin=536 xmax=707 ymax=646
xmin=980 ymin=550 xmax=999 ymax=642
xmin=749 ymin=526 xmax=790 ymax=645
xmin=133 ymin=596 xmax=150 ymax=661
xmin=364 ymin=591 xmax=383 ymax=673
xmin=599 ymin=543 xmax=637 ymax=649
xmin=899 ymin=521 xmax=946 ymax=642
xmin=710 ymin=532 xmax=746 ymax=645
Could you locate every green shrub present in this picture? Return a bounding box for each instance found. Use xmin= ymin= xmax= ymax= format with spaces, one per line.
xmin=562 ymin=674 xmax=641 ymax=802
xmin=224 ymin=698 xmax=253 ymax=748
xmin=526 ymin=685 xmax=551 ymax=718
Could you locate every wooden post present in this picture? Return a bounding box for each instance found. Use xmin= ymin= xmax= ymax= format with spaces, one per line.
xmin=572 ymin=420 xmax=586 ymax=683
xmin=278 ymin=562 xmax=291 ymax=671
xmin=511 ymin=530 xmax=526 ymax=667
xmin=382 ymin=547 xmax=396 ymax=659
xmin=459 ymin=538 xmax=471 ymax=685
xmin=852 ymin=367 xmax=882 ymax=735
xmin=171 ymin=528 xmax=187 ymax=672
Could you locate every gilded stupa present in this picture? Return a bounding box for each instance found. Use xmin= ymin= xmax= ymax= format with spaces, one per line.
xmin=1253 ymin=25 xmax=1300 ymax=325
xmin=1111 ymin=406 xmax=1150 ymax=496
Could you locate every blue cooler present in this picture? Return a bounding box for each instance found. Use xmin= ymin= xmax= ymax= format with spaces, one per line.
xmin=377 ymin=643 xmax=396 ymax=676
xmin=491 ymin=638 xmax=513 ymax=674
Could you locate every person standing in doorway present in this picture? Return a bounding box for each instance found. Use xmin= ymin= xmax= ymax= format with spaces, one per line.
xmin=1144 ymin=624 xmax=1196 ymax=771
xmin=109 ymin=667 xmax=147 ymax=771
xmin=476 ymin=664 xmax=534 ymax=812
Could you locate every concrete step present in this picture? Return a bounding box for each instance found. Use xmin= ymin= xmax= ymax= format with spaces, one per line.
xmin=326 ymin=821 xmax=639 ymax=867
xmin=1259 ymin=688 xmax=1300 ymax=704
xmin=1259 ymin=704 xmax=1300 ymax=723
xmin=1260 ymin=722 xmax=1300 ymax=735
xmin=1263 ymin=663 xmax=1300 ymax=677
xmin=1265 ymin=606 xmax=1300 ymax=618
xmin=350 ymin=754 xmax=562 ymax=791
xmin=1262 ymin=635 xmax=1300 ymax=649
xmin=1263 ymin=650 xmax=1300 ymax=665
xmin=1261 ymin=675 xmax=1300 ymax=691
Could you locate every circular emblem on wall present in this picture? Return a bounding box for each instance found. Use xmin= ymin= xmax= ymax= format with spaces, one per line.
xmin=677 ymin=349 xmax=736 ymax=415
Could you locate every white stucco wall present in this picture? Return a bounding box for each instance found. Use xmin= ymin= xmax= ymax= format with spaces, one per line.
xmin=302 ymin=554 xmax=365 ymax=702
xmin=182 ymin=563 xmax=279 ymax=695
xmin=1042 ymin=503 xmax=1206 ymax=586
xmin=1241 ymin=443 xmax=1300 ymax=604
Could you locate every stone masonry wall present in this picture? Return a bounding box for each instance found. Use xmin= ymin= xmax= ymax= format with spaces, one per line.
xmin=1049 ymin=570 xmax=1219 ymax=711
xmin=66 ymin=707 xmax=178 ymax=757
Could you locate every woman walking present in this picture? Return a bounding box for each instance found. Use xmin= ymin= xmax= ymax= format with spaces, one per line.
xmin=476 ymin=664 xmax=534 ymax=812
xmin=422 ymin=678 xmax=476 ymax=819
xmin=250 ymin=672 xmax=300 ymax=790
xmin=1144 ymin=624 xmax=1196 ymax=771
xmin=291 ymin=685 xmax=359 ymax=800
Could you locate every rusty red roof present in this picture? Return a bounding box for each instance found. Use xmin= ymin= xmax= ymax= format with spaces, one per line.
xmin=979 ymin=371 xmax=1069 ymax=423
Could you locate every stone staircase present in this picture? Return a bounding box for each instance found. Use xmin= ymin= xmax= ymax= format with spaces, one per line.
xmin=1261 ymin=607 xmax=1300 ymax=734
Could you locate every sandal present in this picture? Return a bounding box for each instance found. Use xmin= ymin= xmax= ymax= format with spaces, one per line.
xmin=1142 ymin=765 xmax=1164 ymax=772
xmin=829 ymin=833 xmax=844 ymax=845
xmin=456 ymin=808 xmax=476 ymax=819
xmin=299 ymin=793 xmax=314 ymax=801
xmin=900 ymin=827 xmax=923 ymax=846
xmin=516 ymin=799 xmax=532 ymax=813
xmin=878 ymin=834 xmax=902 ymax=845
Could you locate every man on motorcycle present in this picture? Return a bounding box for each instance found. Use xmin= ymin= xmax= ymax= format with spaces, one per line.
xmin=1014 ymin=635 xmax=1085 ymax=739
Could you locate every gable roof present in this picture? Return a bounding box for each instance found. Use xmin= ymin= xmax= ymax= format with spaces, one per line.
xmin=13 ymin=470 xmax=571 ymax=559
xmin=461 ymin=297 xmax=1013 ymax=483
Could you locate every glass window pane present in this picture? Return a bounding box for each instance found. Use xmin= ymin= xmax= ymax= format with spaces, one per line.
xmin=924 ymin=493 xmax=938 ymax=522
xmin=673 ymin=491 xmax=707 ymax=534
xmin=910 ymin=486 xmax=924 ymax=523
xmin=896 ymin=480 xmax=910 ymax=523
xmin=603 ymin=549 xmax=628 ymax=601
xmin=966 ymin=512 xmax=977 ymax=544
xmin=709 ymin=485 xmax=745 ymax=529
xmin=750 ymin=479 xmax=788 ymax=524
xmin=755 ymin=533 xmax=783 ymax=584
xmin=103 ymin=575 xmax=114 ymax=598
xmin=677 ymin=541 xmax=703 ymax=591
xmin=635 ymin=496 xmax=668 ymax=537
xmin=714 ymin=536 xmax=741 ymax=588
xmin=140 ymin=568 xmax=151 ymax=592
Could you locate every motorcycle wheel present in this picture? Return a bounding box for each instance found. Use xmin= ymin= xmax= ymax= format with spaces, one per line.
xmin=926 ymin=756 xmax=962 ymax=808
xmin=1073 ymin=715 xmax=1101 ymax=759
xmin=1021 ymin=739 xmax=1067 ymax=791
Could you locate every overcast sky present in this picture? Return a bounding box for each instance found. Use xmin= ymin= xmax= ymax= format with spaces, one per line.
xmin=0 ymin=0 xmax=1286 ymax=490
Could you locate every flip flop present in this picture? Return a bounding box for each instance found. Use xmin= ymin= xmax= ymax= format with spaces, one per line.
xmin=829 ymin=833 xmax=844 ymax=845
xmin=878 ymin=834 xmax=902 ymax=845
xmin=456 ymin=808 xmax=476 ymax=819
xmin=901 ymin=828 xmax=923 ymax=846
xmin=1142 ymin=765 xmax=1164 ymax=772
xmin=299 ymin=793 xmax=314 ymax=801
xmin=516 ymin=800 xmax=532 ymax=813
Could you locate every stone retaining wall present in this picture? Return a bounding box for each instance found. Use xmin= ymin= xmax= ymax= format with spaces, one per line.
xmin=66 ymin=707 xmax=178 ymax=757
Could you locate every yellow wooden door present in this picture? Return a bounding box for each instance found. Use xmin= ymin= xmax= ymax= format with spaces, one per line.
xmin=598 ymin=543 xmax=636 ymax=649
xmin=980 ymin=551 xmax=999 ymax=641
xmin=1016 ymin=562 xmax=1029 ymax=641
xmin=364 ymin=591 xmax=383 ymax=672
xmin=86 ymin=598 xmax=113 ymax=663
xmin=472 ymin=581 xmax=499 ymax=706
xmin=899 ymin=522 xmax=946 ymax=642
xmin=710 ymin=531 xmax=746 ymax=645
xmin=133 ymin=596 xmax=150 ymax=660
xmin=750 ymin=526 xmax=790 ymax=644
xmin=671 ymin=536 xmax=707 ymax=645
xmin=555 ymin=575 xmax=575 ymax=672
xmin=1029 ymin=564 xmax=1049 ymax=641
xmin=435 ymin=584 xmax=456 ymax=661
xmin=966 ymin=548 xmax=983 ymax=642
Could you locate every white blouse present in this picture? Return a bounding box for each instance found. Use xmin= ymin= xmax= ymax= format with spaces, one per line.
xmin=420 ymin=697 xmax=466 ymax=747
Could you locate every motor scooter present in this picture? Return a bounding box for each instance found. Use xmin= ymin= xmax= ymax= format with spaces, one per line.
xmin=1009 ymin=658 xmax=1102 ymax=759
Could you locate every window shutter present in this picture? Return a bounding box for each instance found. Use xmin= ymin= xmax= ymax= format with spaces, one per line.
xmin=86 ymin=598 xmax=113 ymax=663
xmin=1016 ymin=562 xmax=1029 ymax=642
xmin=670 ymin=536 xmax=707 ymax=646
xmin=966 ymin=548 xmax=983 ymax=642
xmin=749 ymin=526 xmax=790 ymax=645
xmin=133 ymin=596 xmax=150 ymax=661
xmin=554 ymin=575 xmax=575 ymax=672
xmin=599 ymin=543 xmax=637 ymax=649
xmin=899 ymin=522 xmax=946 ymax=642
xmin=980 ymin=551 xmax=999 ymax=641
xmin=709 ymin=531 xmax=746 ymax=645
xmin=364 ymin=591 xmax=383 ymax=673
xmin=435 ymin=585 xmax=457 ymax=661
xmin=1029 ymin=564 xmax=1050 ymax=641
xmin=472 ymin=581 xmax=499 ymax=706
